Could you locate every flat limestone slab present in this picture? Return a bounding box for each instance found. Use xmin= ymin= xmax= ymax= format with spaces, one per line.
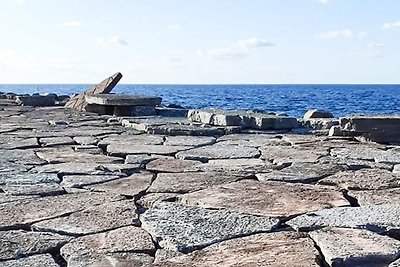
xmin=98 ymin=134 xmax=164 ymax=146
xmin=318 ymin=169 xmax=400 ymax=190
xmin=0 ymin=192 xmax=121 ymax=229
xmin=287 ymin=204 xmax=400 ymax=234
xmin=32 ymin=200 xmax=137 ymax=235
xmin=0 ymin=254 xmax=59 ymax=267
xmin=197 ymin=158 xmax=275 ymax=175
xmin=36 ymin=150 xmax=123 ymax=164
xmin=140 ymin=202 xmax=279 ymax=252
xmin=1 ymin=183 xmax=64 ymax=196
xmin=348 ymin=189 xmax=400 ymax=206
xmin=39 ymin=136 xmax=76 ymax=147
xmin=181 ymin=180 xmax=348 ymax=218
xmin=147 ymin=172 xmax=246 ymax=193
xmin=330 ymin=146 xmax=387 ymax=161
xmin=164 ymin=135 xmax=216 ymax=147
xmin=175 ymin=143 xmax=260 ymax=162
xmin=107 ymin=144 xmax=191 ymax=157
xmin=60 ymin=174 xmax=122 ymax=188
xmin=85 ymin=93 xmax=162 ymax=106
xmin=310 ymin=227 xmax=400 ymax=267
xmin=152 ymin=232 xmax=319 ymax=267
xmin=260 ymin=145 xmax=329 ymax=165
xmin=256 ymin=162 xmax=347 ymax=183
xmin=0 ymin=230 xmax=71 ymax=260
xmin=145 ymin=157 xmax=201 ymax=173
xmin=62 ymin=252 xmax=153 ymax=267
xmin=60 ymin=226 xmax=155 ymax=266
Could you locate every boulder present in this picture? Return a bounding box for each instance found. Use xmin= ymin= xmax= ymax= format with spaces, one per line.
xmin=303 ymin=109 xmax=334 ymax=120
xmin=15 ymin=95 xmax=56 ymax=106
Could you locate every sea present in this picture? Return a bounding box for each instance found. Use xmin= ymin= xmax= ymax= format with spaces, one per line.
xmin=1 ymin=84 xmax=399 ymax=118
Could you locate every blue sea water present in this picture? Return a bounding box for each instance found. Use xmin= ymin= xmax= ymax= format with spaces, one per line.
xmin=1 ymin=84 xmax=399 ymax=118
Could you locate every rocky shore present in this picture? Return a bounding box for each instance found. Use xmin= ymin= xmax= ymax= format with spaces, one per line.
xmin=2 ymin=86 xmax=400 ymax=267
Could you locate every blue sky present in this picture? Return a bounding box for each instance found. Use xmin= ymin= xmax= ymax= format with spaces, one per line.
xmin=0 ymin=0 xmax=399 ymax=84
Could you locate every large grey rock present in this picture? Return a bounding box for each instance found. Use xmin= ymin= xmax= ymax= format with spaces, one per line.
xmin=140 ymin=202 xmax=279 ymax=252
xmin=287 ymin=204 xmax=400 ymax=234
xmin=151 ymin=232 xmax=319 ymax=267
xmin=0 ymin=254 xmax=59 ymax=267
xmin=256 ymin=162 xmax=347 ymax=183
xmin=0 ymin=230 xmax=71 ymax=260
xmin=310 ymin=227 xmax=400 ymax=267
xmin=303 ymin=109 xmax=334 ymax=120
xmin=181 ymin=180 xmax=348 ymax=218
xmin=145 ymin=157 xmax=201 ymax=173
xmin=32 ymin=200 xmax=137 ymax=235
xmin=318 ymin=169 xmax=400 ymax=190
xmin=187 ymin=109 xmax=242 ymax=126
xmin=85 ymin=93 xmax=162 ymax=106
xmin=175 ymin=143 xmax=260 ymax=162
xmin=15 ymin=95 xmax=56 ymax=106
xmin=60 ymin=226 xmax=155 ymax=266
xmin=73 ymin=136 xmax=99 ymax=145
xmin=107 ymin=144 xmax=191 ymax=157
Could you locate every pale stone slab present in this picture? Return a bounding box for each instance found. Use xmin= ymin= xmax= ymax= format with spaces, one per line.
xmin=147 ymin=172 xmax=245 ymax=193
xmin=217 ymin=133 xmax=281 ymax=146
xmin=0 ymin=254 xmax=59 ymax=267
xmin=256 ymin=162 xmax=347 ymax=183
xmin=72 ymin=145 xmax=103 ymax=154
xmin=304 ymin=109 xmax=334 ymax=120
xmin=73 ymin=136 xmax=99 ymax=145
xmin=288 ymin=204 xmax=400 ymax=234
xmin=0 ymin=230 xmax=71 ymax=260
xmin=330 ymin=146 xmax=387 ymax=161
xmin=0 ymin=171 xmax=60 ymax=186
xmin=36 ymin=150 xmax=123 ymax=164
xmin=146 ymin=123 xmax=225 ymax=136
xmin=98 ymin=134 xmax=164 ymax=147
xmin=1 ymin=183 xmax=64 ymax=196
xmin=390 ymin=259 xmax=400 ymax=267
xmin=260 ymin=145 xmax=329 ymax=165
xmin=197 ymin=158 xmax=275 ymax=175
xmin=107 ymin=144 xmax=191 ymax=157
xmin=310 ymin=227 xmax=400 ymax=267
xmin=164 ymin=135 xmax=216 ymax=146
xmin=85 ymin=93 xmax=162 ymax=106
xmin=0 ymin=137 xmax=39 ymax=149
xmin=140 ymin=202 xmax=279 ymax=252
xmin=60 ymin=174 xmax=122 ymax=188
xmin=39 ymin=136 xmax=76 ymax=147
xmin=145 ymin=157 xmax=201 ymax=173
xmin=60 ymin=226 xmax=155 ymax=264
xmin=348 ymin=189 xmax=400 ymax=206
xmin=181 ymin=180 xmax=348 ymax=217
xmin=137 ymin=193 xmax=180 ymax=209
xmin=32 ymin=200 xmax=137 ymax=235
xmin=15 ymin=95 xmax=56 ymax=106
xmin=85 ymin=172 xmax=153 ymax=197
xmin=175 ymin=143 xmax=260 ymax=162
xmin=153 ymin=232 xmax=319 ymax=267
xmin=318 ymin=169 xmax=400 ymax=190
xmin=125 ymin=154 xmax=155 ymax=164
xmin=63 ymin=252 xmax=153 ymax=267
xmin=317 ymin=156 xmax=393 ymax=171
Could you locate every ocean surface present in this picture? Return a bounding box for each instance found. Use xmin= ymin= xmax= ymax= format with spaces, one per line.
xmin=1 ymin=84 xmax=399 ymax=118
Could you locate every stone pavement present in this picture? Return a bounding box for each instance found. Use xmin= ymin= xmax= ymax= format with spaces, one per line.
xmin=2 ymin=97 xmax=400 ymax=266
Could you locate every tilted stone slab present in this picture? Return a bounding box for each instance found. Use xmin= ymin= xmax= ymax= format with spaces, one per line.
xmin=64 ymin=72 xmax=122 ymax=110
xmin=348 ymin=189 xmax=400 ymax=206
xmin=256 ymin=162 xmax=348 ymax=183
xmin=60 ymin=174 xmax=122 ymax=188
xmin=140 ymin=202 xmax=279 ymax=252
xmin=60 ymin=226 xmax=155 ymax=265
xmin=181 ymin=180 xmax=348 ymax=218
xmin=107 ymin=144 xmax=191 ymax=157
xmin=310 ymin=227 xmax=400 ymax=267
xmin=137 ymin=192 xmax=180 ymax=209
xmin=85 ymin=93 xmax=162 ymax=106
xmin=0 ymin=254 xmax=59 ymax=267
xmin=0 ymin=137 xmax=39 ymax=149
xmin=145 ymin=157 xmax=201 ymax=173
xmin=39 ymin=136 xmax=76 ymax=147
xmin=152 ymin=232 xmax=319 ymax=267
xmin=287 ymin=204 xmax=400 ymax=234
xmin=0 ymin=230 xmax=72 ymax=260
xmin=32 ymin=200 xmax=137 ymax=235
xmin=147 ymin=172 xmax=246 ymax=193
xmin=125 ymin=154 xmax=155 ymax=164
xmin=36 ymin=150 xmax=123 ymax=164
xmin=0 ymin=149 xmax=46 ymax=166
xmin=164 ymin=135 xmax=216 ymax=147
xmin=0 ymin=192 xmax=121 ymax=229
xmin=318 ymin=169 xmax=400 ymax=190
xmin=85 ymin=171 xmax=153 ymax=197
xmin=260 ymin=145 xmax=329 ymax=165
xmin=175 ymin=143 xmax=260 ymax=162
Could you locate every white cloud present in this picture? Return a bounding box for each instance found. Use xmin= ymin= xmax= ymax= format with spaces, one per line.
xmin=318 ymin=0 xmax=330 ymax=5
xmin=167 ymin=24 xmax=182 ymax=32
xmin=238 ymin=38 xmax=275 ymax=48
xmin=97 ymin=36 xmax=128 ymax=46
xmin=61 ymin=21 xmax=82 ymax=27
xmin=198 ymin=48 xmax=248 ymax=61
xmin=315 ymin=29 xmax=367 ymax=39
xmin=13 ymin=0 xmax=26 ymax=5
xmin=383 ymin=21 xmax=400 ymax=30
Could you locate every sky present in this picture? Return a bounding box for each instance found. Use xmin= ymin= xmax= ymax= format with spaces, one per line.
xmin=0 ymin=0 xmax=399 ymax=84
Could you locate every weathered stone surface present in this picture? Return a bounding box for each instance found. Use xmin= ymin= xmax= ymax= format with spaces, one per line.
xmin=329 ymin=125 xmax=342 ymax=136
xmin=146 ymin=124 xmax=224 ymax=136
xmin=318 ymin=169 xmax=400 ymax=190
xmin=0 ymin=171 xmax=60 ymax=186
xmin=107 ymin=144 xmax=191 ymax=157
xmin=140 ymin=201 xmax=279 ymax=252
xmin=99 ymin=134 xmax=164 ymax=147
xmin=330 ymin=145 xmax=387 ymax=162
xmin=0 ymin=192 xmax=120 ymax=229
xmin=73 ymin=136 xmax=98 ymax=145
xmin=303 ymin=118 xmax=339 ymax=130
xmin=0 ymin=230 xmax=71 ymax=260
xmin=85 ymin=172 xmax=153 ymax=197
xmin=164 ymin=135 xmax=216 ymax=147
xmin=348 ymin=189 xmax=400 ymax=206
xmin=65 ymin=72 xmax=122 ymax=110
xmin=154 ymin=249 xmax=184 ymax=263
xmin=152 ymin=232 xmax=319 ymax=267
xmin=156 ymin=106 xmax=188 ymax=117
xmin=64 ymin=252 xmax=154 ymax=267
xmin=217 ymin=133 xmax=282 ymax=147
xmin=0 ymin=193 xmax=37 ymax=204
xmin=303 ymin=109 xmax=334 ymax=120
xmin=85 ymin=93 xmax=162 ymax=106
xmin=317 ymin=155 xmax=393 ymax=171
xmin=72 ymin=145 xmax=103 ymax=154
xmin=137 ymin=193 xmax=180 ymax=209
xmin=125 ymin=154 xmax=155 ymax=164
xmin=390 ymin=258 xmax=400 ymax=267
xmin=394 ymin=165 xmax=400 ymax=174
xmin=147 ymin=172 xmax=245 ymax=193
xmin=60 ymin=174 xmax=122 ymax=188
xmin=15 ymin=95 xmax=56 ymax=106
xmin=287 ymin=204 xmax=400 ymax=234
xmin=256 ymin=162 xmax=347 ymax=183
xmin=197 ymin=158 xmax=275 ymax=175
xmin=36 ymin=150 xmax=123 ymax=164
xmin=181 ymin=180 xmax=348 ymax=218
xmin=260 ymin=145 xmax=329 ymax=165
xmin=0 ymin=254 xmax=59 ymax=267
xmin=32 ymin=200 xmax=137 ymax=235
xmin=145 ymin=157 xmax=201 ymax=173
xmin=310 ymin=227 xmax=400 ymax=267
xmin=39 ymin=136 xmax=76 ymax=147
xmin=246 ymin=113 xmax=299 ymax=130
xmin=175 ymin=143 xmax=260 ymax=162
xmin=0 ymin=137 xmax=39 ymax=149
xmin=0 ymin=149 xmax=46 ymax=166
xmin=374 ymin=148 xmax=400 ymax=164
xmin=187 ymin=109 xmax=242 ymax=126
xmin=60 ymin=226 xmax=155 ymax=265
xmin=1 ymin=183 xmax=65 ymax=196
